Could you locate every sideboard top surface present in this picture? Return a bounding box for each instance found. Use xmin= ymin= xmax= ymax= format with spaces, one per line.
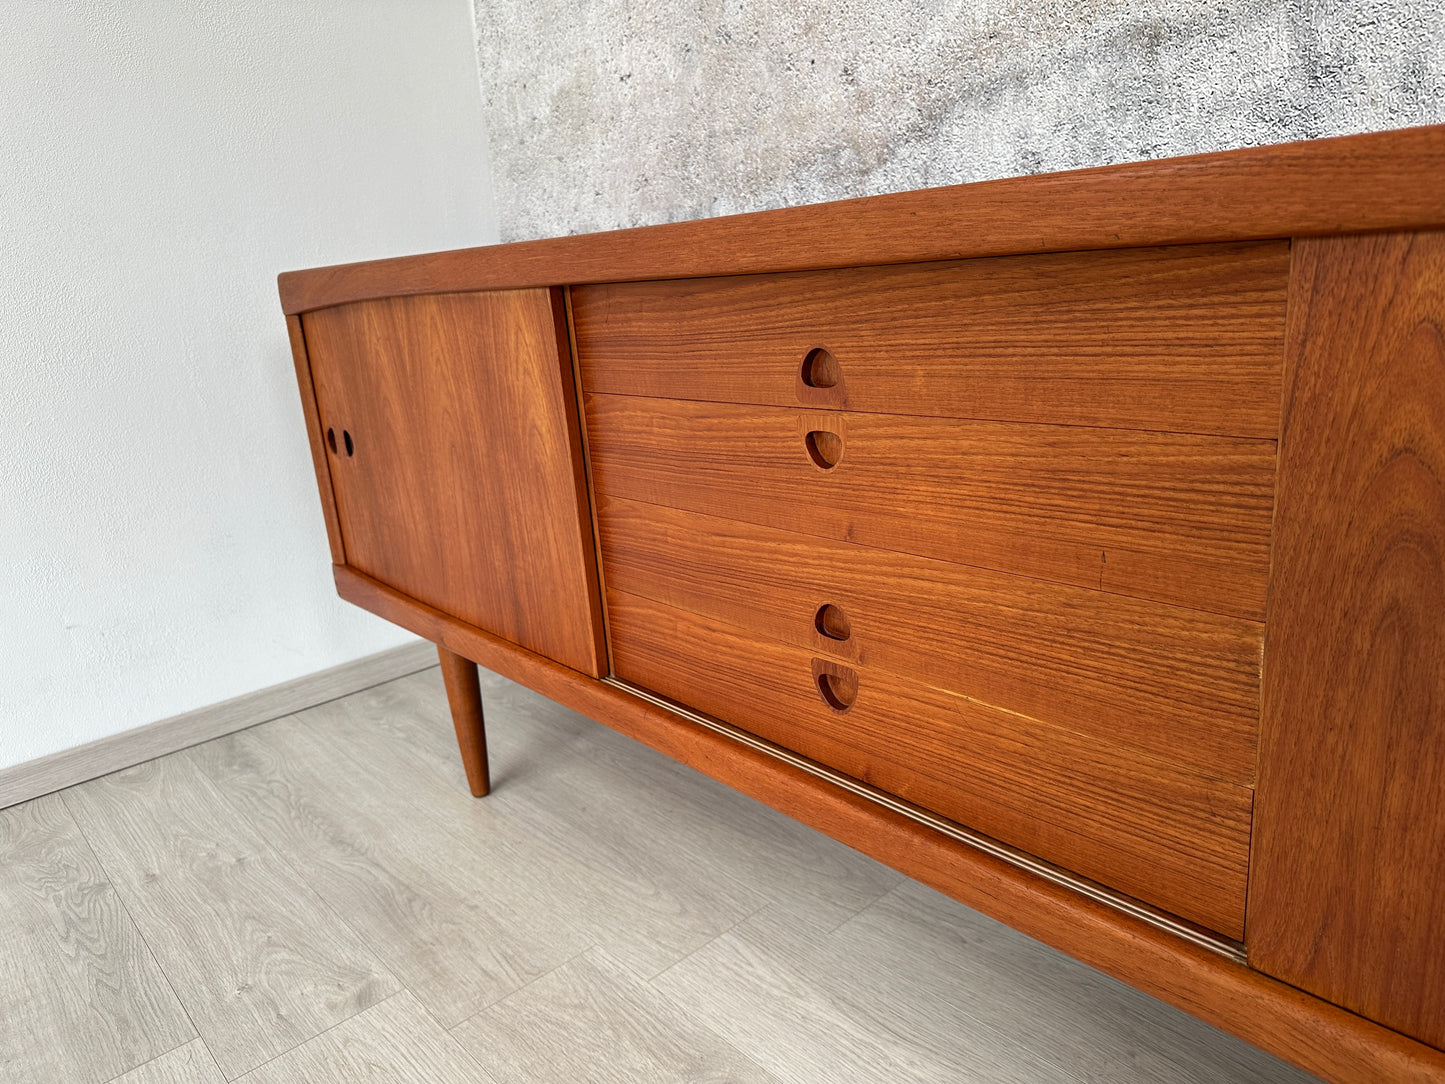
xmin=279 ymin=123 xmax=1445 ymax=314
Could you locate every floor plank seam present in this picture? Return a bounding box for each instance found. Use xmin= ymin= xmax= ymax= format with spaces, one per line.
xmin=811 ymin=880 xmax=914 ymax=943
xmin=98 ymin=1037 xmax=207 ymax=1084
xmin=5 ymin=664 xmax=1319 ymax=1083
xmin=791 ymin=875 xmax=911 ymax=942
xmin=637 ymin=899 xmax=776 ymax=986
xmin=405 ymin=982 xmax=504 ymax=1080
xmin=221 ymin=990 xmax=410 ymax=1082
xmin=179 ymin=737 xmax=412 ymax=1041
xmin=446 ymin=944 xmax=599 ymax=1034
xmin=57 ymin=788 xmax=209 ymax=1080
xmin=631 ymin=950 xmax=797 ymax=1084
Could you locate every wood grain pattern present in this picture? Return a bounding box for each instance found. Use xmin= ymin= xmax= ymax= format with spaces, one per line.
xmin=652 ymin=891 xmax=1311 ymax=1084
xmin=235 ymin=991 xmax=490 ymax=1084
xmin=302 ymin=289 xmax=605 ymax=675
xmin=574 ymin=241 xmax=1289 ymax=437
xmin=598 ymin=497 xmax=1262 ymax=782
xmin=472 ymin=675 xmax=905 ymax=937
xmin=606 ymin=589 xmax=1252 ymax=936
xmin=286 ymin=313 xmax=345 ymax=565
xmin=308 ymin=681 xmax=773 ymax=985
xmin=1248 ymin=231 xmax=1445 ymax=1049
xmin=652 ymin=910 xmax=972 ymax=1084
xmin=186 ymin=704 xmax=597 ymax=1031
xmin=0 ymin=641 xmax=435 ymax=811
xmin=585 ymin=395 xmax=1276 ymax=618
xmin=437 ymin=646 xmax=490 ymax=797
xmin=108 ymin=1041 xmax=225 ymax=1084
xmin=188 ymin=676 xmax=772 ymax=1022
xmin=278 ymin=124 xmax=1445 ymax=313
xmin=563 ymin=284 xmax=617 ymax=678
xmin=453 ymin=948 xmax=779 ymax=1083
xmin=23 ymin=665 xmax=1302 ymax=1084
xmin=63 ymin=757 xmax=399 ymax=1080
xmin=328 ymin=564 xmax=1445 ymax=1083
xmin=0 ymin=795 xmax=194 ymax=1084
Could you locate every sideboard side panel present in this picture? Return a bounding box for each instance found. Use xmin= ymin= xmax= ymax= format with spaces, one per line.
xmin=1249 ymin=231 xmax=1445 ymax=1048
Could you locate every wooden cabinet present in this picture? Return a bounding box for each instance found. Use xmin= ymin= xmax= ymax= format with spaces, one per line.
xmin=279 ymin=127 xmax=1445 ymax=1082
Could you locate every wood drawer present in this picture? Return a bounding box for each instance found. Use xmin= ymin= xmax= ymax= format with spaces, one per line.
xmin=572 ymin=241 xmax=1289 ymax=438
xmin=607 ymin=590 xmax=1253 ymax=938
xmin=597 ymin=496 xmax=1261 ymax=783
xmin=585 ymin=395 xmax=1276 ymax=618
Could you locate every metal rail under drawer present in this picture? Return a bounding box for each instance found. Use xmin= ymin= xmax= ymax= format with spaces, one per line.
xmin=604 ymin=675 xmax=1248 ymax=966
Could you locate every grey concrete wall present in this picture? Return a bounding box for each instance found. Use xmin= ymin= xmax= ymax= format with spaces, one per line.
xmin=472 ymin=1 xmax=1445 ymax=242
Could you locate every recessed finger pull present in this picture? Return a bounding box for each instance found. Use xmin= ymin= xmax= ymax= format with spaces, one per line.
xmin=801 ymin=346 xmax=841 ymax=389
xmin=326 ymin=427 xmax=337 ymax=454
xmin=814 ymin=603 xmax=852 ymax=641
xmin=812 ymin=658 xmax=859 ymax=712
xmin=805 ymin=430 xmax=842 ymax=470
xmin=343 ymin=429 xmax=354 ymax=457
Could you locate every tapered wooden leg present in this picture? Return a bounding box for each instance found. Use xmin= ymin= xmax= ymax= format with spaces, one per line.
xmin=437 ymin=645 xmax=490 ymax=797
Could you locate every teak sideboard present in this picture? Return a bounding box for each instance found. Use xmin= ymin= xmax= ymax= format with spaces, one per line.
xmin=279 ymin=126 xmax=1445 ymax=1082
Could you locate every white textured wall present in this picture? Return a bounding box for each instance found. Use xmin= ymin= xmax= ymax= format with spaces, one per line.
xmin=1 ymin=2 xmax=495 ymax=769
xmin=474 ymin=0 xmax=1445 ymax=242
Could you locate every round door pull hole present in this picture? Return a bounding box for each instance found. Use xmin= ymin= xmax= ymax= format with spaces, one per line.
xmin=814 ymin=603 xmax=852 ymax=641
xmin=814 ymin=662 xmax=859 ymax=712
xmin=805 ymin=430 xmax=843 ymax=470
xmin=343 ymin=430 xmax=354 ymax=457
xmin=801 ymin=346 xmax=841 ymax=389
xmin=326 ymin=427 xmax=337 ymax=454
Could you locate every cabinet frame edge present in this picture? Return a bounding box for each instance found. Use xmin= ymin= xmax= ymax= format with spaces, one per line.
xmin=286 ymin=313 xmax=345 ymax=565
xmin=279 ymin=124 xmax=1445 ymax=315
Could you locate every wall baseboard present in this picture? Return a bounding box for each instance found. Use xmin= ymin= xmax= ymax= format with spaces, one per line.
xmin=0 ymin=640 xmax=438 ymax=810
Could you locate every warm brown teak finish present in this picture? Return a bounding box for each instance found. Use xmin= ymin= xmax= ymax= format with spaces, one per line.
xmin=1250 ymin=230 xmax=1445 ymax=1050
xmin=301 ymin=289 xmax=605 ymax=675
xmin=278 ymin=126 xmax=1445 ymax=311
xmin=281 ymin=126 xmax=1445 ymax=1083
xmin=436 ymin=646 xmax=490 ymax=798
xmin=597 ymin=497 xmax=1262 ymax=781
xmin=573 ymin=241 xmax=1289 ymax=437
xmin=606 ymin=589 xmax=1253 ymax=937
xmin=583 ymin=393 xmax=1278 ymax=618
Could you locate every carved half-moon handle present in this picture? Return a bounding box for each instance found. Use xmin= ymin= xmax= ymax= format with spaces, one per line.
xmin=800 ymin=346 xmax=841 ymax=389
xmin=811 ymin=658 xmax=859 ymax=712
xmin=796 ymin=346 xmax=846 ymax=406
xmin=814 ymin=603 xmax=852 ymax=641
xmin=805 ymin=429 xmax=842 ymax=470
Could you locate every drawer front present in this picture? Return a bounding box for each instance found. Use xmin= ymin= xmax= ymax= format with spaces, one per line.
xmin=598 ymin=496 xmax=1261 ymax=783
xmin=607 ymin=590 xmax=1253 ymax=938
xmin=573 ymin=241 xmax=1289 ymax=438
xmin=585 ymin=395 xmax=1276 ymax=619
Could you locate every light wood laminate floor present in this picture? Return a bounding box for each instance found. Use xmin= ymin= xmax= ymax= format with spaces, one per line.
xmin=0 ymin=665 xmax=1318 ymax=1083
